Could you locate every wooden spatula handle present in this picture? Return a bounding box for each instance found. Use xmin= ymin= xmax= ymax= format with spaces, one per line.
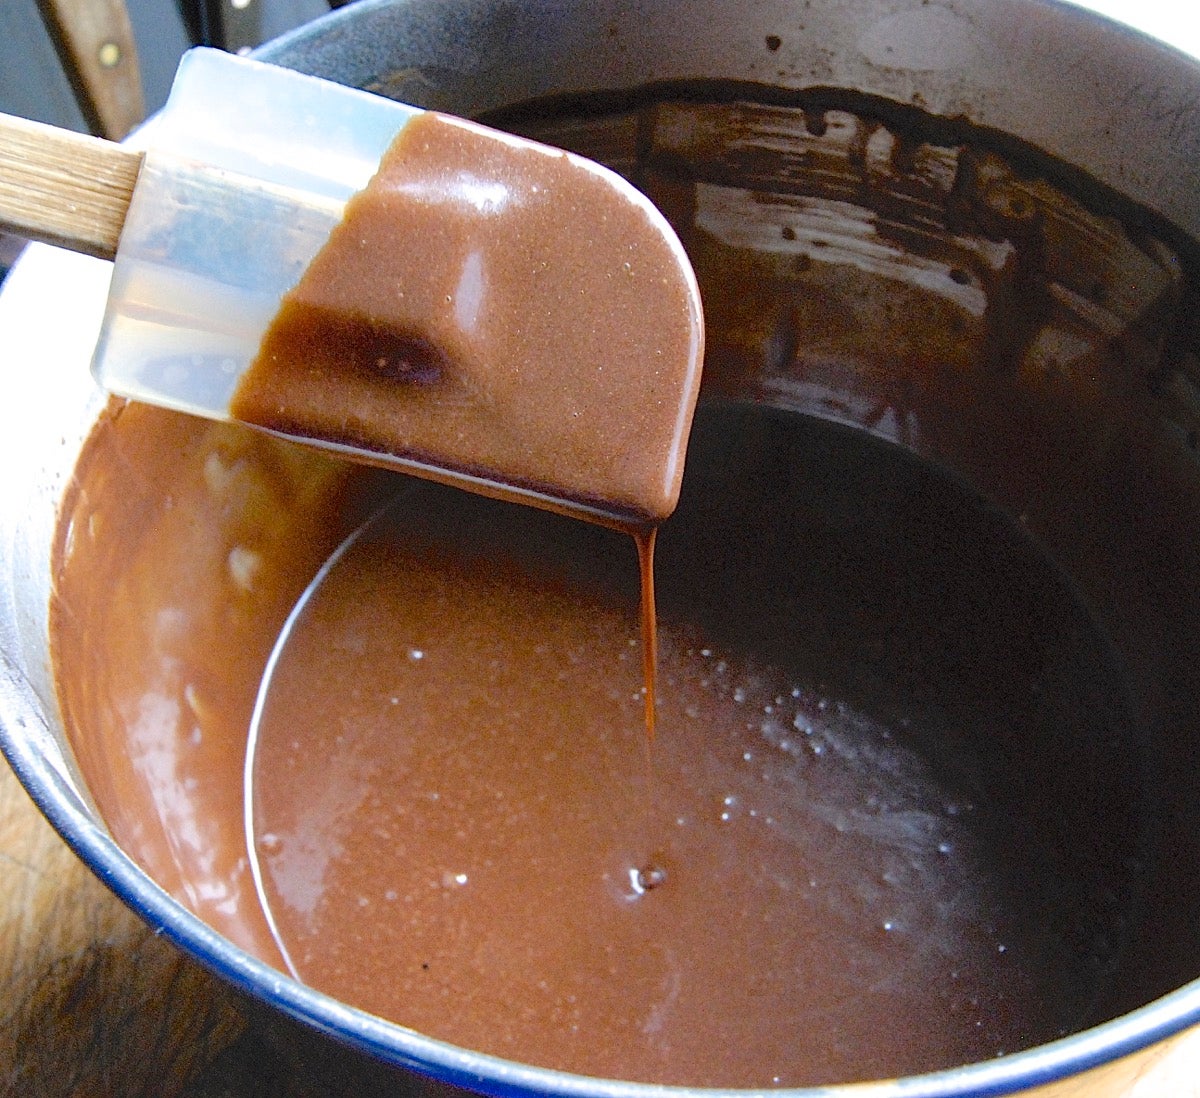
xmin=0 ymin=112 xmax=142 ymax=261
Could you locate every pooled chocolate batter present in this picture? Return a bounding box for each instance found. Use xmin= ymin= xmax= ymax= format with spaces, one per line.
xmin=51 ymin=399 xmax=1148 ymax=1088
xmin=243 ymin=408 xmax=1143 ymax=1088
xmin=231 ymin=111 xmax=703 ymax=526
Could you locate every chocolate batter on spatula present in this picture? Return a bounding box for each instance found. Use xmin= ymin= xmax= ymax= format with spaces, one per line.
xmin=231 ymin=111 xmax=704 ymax=527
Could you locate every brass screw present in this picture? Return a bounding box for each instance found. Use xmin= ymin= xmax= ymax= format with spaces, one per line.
xmin=97 ymin=41 xmax=121 ymax=68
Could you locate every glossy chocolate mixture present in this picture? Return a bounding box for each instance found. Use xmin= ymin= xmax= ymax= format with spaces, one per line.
xmin=244 ymin=408 xmax=1144 ymax=1087
xmin=231 ymin=111 xmax=703 ymax=526
xmin=51 ymin=397 xmax=1149 ymax=1088
xmin=49 ymin=403 xmax=357 ymax=963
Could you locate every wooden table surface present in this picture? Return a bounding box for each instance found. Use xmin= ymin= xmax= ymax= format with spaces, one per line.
xmin=3 ymin=757 xmax=1199 ymax=1098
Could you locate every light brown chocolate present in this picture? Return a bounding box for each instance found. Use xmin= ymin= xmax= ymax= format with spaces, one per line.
xmin=50 ymin=400 xmax=1150 ymax=1089
xmin=231 ymin=111 xmax=703 ymax=526
xmin=244 ymin=409 xmax=1135 ymax=1087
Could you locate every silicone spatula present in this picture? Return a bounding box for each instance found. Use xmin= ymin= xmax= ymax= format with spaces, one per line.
xmin=0 ymin=48 xmax=703 ymax=525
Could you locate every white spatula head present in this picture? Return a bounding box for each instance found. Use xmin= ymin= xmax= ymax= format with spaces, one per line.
xmin=92 ymin=48 xmax=421 ymax=421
